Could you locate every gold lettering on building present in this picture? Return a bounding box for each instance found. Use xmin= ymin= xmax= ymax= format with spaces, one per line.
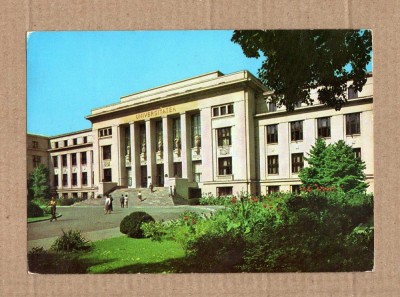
xmin=135 ymin=106 xmax=177 ymax=120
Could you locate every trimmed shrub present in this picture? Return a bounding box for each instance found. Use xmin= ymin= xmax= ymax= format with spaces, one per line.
xmin=120 ymin=211 xmax=155 ymax=238
xmin=58 ymin=197 xmax=84 ymax=206
xmin=51 ymin=229 xmax=91 ymax=252
xmin=27 ymin=201 xmax=44 ymax=218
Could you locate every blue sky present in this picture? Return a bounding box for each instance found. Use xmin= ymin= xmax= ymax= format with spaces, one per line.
xmin=27 ymin=30 xmax=373 ymax=136
xmin=27 ymin=30 xmax=263 ymax=136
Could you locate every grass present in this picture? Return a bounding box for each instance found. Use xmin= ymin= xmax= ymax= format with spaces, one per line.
xmin=79 ymin=236 xmax=186 ymax=273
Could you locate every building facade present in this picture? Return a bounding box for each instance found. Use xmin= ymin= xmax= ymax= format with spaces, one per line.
xmin=27 ymin=134 xmax=50 ymax=176
xmin=30 ymin=70 xmax=373 ymax=199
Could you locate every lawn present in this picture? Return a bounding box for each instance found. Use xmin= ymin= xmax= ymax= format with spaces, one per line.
xmin=79 ymin=236 xmax=186 ymax=273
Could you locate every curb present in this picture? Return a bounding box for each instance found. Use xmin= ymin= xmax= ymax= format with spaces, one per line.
xmin=28 ymin=213 xmax=62 ymax=224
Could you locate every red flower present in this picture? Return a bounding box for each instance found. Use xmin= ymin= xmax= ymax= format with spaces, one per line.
xmin=252 ymin=198 xmax=258 ymax=202
xmin=183 ymin=216 xmax=188 ymax=221
xmin=263 ymin=204 xmax=267 ymax=208
xmin=192 ymin=219 xmax=196 ymax=224
xmin=231 ymin=197 xmax=237 ymax=204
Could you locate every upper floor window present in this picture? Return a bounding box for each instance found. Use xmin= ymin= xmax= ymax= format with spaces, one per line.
xmin=71 ymin=173 xmax=77 ymax=186
xmin=81 ymin=152 xmax=87 ymax=165
xmin=82 ymin=172 xmax=88 ymax=186
xmin=267 ymin=155 xmax=279 ymax=174
xmin=353 ymin=148 xmax=361 ymax=160
xmin=99 ymin=127 xmax=112 ymax=137
xmin=71 ymin=153 xmax=77 ymax=166
xmin=62 ymin=155 xmax=67 ymax=167
xmin=348 ymin=86 xmax=358 ymax=99
xmin=291 ymin=121 xmax=303 ymax=141
xmin=172 ymin=117 xmax=181 ymax=149
xmin=62 ymin=174 xmax=68 ymax=186
xmin=73 ymin=138 xmax=77 ymax=145
xmin=218 ymin=157 xmax=232 ymax=175
xmin=217 ymin=127 xmax=232 ymax=147
xmin=102 ymin=145 xmax=111 ymax=160
xmin=83 ymin=136 xmax=87 ymax=143
xmin=32 ymin=141 xmax=39 ymax=148
xmin=191 ymin=113 xmax=201 ymax=148
xmin=55 ymin=142 xmax=59 ymax=148
xmin=53 ymin=156 xmax=58 ymax=168
xmin=64 ymin=140 xmax=68 ymax=147
xmin=267 ymin=102 xmax=277 ymax=112
xmin=212 ymin=103 xmax=234 ymax=117
xmin=317 ymin=117 xmax=331 ymax=138
xmin=292 ymin=153 xmax=304 ymax=173
xmin=346 ymin=113 xmax=361 ymax=135
xmin=33 ymin=156 xmax=41 ymax=168
xmin=139 ymin=124 xmax=146 ymax=148
xmin=267 ymin=124 xmax=278 ymax=144
xmin=155 ymin=120 xmax=163 ymax=151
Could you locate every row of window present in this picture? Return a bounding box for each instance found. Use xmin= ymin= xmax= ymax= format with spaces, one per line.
xmin=53 ymin=136 xmax=88 ymax=149
xmin=267 ymin=113 xmax=361 ymax=144
xmin=53 ymin=151 xmax=90 ymax=167
xmin=267 ymin=148 xmax=361 ymax=175
xmin=59 ymin=192 xmax=91 ymax=200
xmin=212 ymin=103 xmax=234 ymax=117
xmin=54 ymin=172 xmax=93 ymax=187
xmin=99 ymin=127 xmax=112 ymax=138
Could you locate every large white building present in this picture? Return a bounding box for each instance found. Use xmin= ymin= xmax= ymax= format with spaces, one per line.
xmin=29 ymin=70 xmax=373 ymax=200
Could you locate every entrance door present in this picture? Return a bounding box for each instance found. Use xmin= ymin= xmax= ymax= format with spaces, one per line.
xmin=126 ymin=168 xmax=132 ymax=187
xmin=156 ymin=164 xmax=164 ymax=186
xmin=140 ymin=166 xmax=147 ymax=188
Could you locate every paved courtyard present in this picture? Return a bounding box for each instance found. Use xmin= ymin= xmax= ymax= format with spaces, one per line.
xmin=28 ymin=205 xmax=219 ymax=250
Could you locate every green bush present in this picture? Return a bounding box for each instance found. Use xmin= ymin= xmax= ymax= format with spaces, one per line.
xmin=51 ymin=229 xmax=91 ymax=252
xmin=120 ymin=212 xmax=155 ymax=238
xmin=27 ymin=201 xmax=44 ymax=218
xmin=58 ymin=197 xmax=84 ymax=206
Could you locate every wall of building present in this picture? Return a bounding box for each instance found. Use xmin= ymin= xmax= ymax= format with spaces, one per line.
xmin=27 ymin=134 xmax=50 ymax=177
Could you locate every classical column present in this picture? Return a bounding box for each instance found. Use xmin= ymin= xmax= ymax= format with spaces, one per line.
xmin=180 ymin=112 xmax=191 ymax=180
xmin=57 ymin=155 xmax=63 ymax=190
xmin=200 ymin=107 xmax=212 ymax=182
xmin=146 ymin=119 xmax=156 ymax=186
xmin=76 ymin=152 xmax=82 ymax=188
xmin=130 ymin=122 xmax=141 ymax=188
xmin=67 ymin=153 xmax=71 ymax=188
xmin=87 ymin=150 xmax=93 ymax=188
xmin=92 ymin=129 xmax=100 ymax=190
xmin=111 ymin=125 xmax=121 ymax=184
xmin=162 ymin=116 xmax=173 ymax=182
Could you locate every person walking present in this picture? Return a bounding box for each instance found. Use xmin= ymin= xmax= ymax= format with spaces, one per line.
xmin=120 ymin=194 xmax=124 ymax=208
xmin=104 ymin=195 xmax=111 ymax=214
xmin=169 ymin=186 xmax=173 ymax=197
xmin=109 ymin=195 xmax=114 ymax=212
xmin=138 ymin=191 xmax=144 ymax=201
xmin=124 ymin=194 xmax=129 ymax=208
xmin=49 ymin=196 xmax=57 ymax=222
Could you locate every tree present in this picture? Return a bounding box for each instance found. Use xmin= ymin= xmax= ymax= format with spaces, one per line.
xmin=231 ymin=30 xmax=372 ymax=111
xmin=28 ymin=164 xmax=51 ymax=201
xmin=299 ymin=139 xmax=368 ymax=194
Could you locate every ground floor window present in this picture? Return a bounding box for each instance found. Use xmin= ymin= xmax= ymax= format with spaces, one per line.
xmin=82 ymin=192 xmax=88 ymax=200
xmin=62 ymin=174 xmax=68 ymax=186
xmin=218 ymin=157 xmax=232 ymax=175
xmin=267 ymin=186 xmax=280 ymax=194
xmin=62 ymin=193 xmax=68 ymax=199
xmin=72 ymin=192 xmax=78 ymax=199
xmin=292 ymin=185 xmax=301 ymax=194
xmin=192 ymin=161 xmax=202 ymax=182
xmin=217 ymin=187 xmax=233 ymax=197
xmin=173 ymin=162 xmax=182 ymax=178
xmin=54 ymin=175 xmax=58 ymax=187
xmin=103 ymin=169 xmax=112 ymax=182
xmin=82 ymin=172 xmax=88 ymax=186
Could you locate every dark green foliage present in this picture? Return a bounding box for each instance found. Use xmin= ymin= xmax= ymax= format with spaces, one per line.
xmin=51 ymin=230 xmax=91 ymax=252
xmin=299 ymin=139 xmax=368 ymax=193
xmin=57 ymin=197 xmax=84 ymax=206
xmin=27 ymin=201 xmax=44 ymax=217
xmin=231 ymin=30 xmax=372 ymax=111
xmin=28 ymin=164 xmax=51 ymax=201
xmin=120 ymin=212 xmax=155 ymax=238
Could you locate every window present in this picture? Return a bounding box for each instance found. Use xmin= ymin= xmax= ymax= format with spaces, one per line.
xmin=103 ymin=169 xmax=112 ymax=182
xmin=294 ymin=101 xmax=302 ymax=108
xmin=83 ymin=136 xmax=87 ymax=143
xmin=217 ymin=187 xmax=233 ymax=197
xmin=317 ymin=117 xmax=331 ymax=138
xmin=62 ymin=193 xmax=68 ymax=199
xmin=218 ymin=157 xmax=232 ymax=175
xmin=217 ymin=127 xmax=232 ymax=146
xmin=73 ymin=138 xmax=77 ymax=145
xmin=172 ymin=118 xmax=181 ymax=149
xmin=62 ymin=155 xmax=67 ymax=167
xmin=81 ymin=152 xmax=87 ymax=165
xmin=292 ymin=153 xmax=304 ymax=173
xmin=268 ymin=102 xmax=277 ymax=112
xmin=32 ymin=141 xmax=39 ymax=148
xmin=99 ymin=127 xmax=112 ymax=137
xmin=72 ymin=173 xmax=77 ymax=186
xmin=212 ymin=103 xmax=234 ymax=117
xmin=267 ymin=155 xmax=279 ymax=174
xmin=291 ymin=121 xmax=303 ymax=141
xmin=192 ymin=161 xmax=202 ymax=182
xmin=124 ymin=126 xmax=131 ymax=155
xmin=191 ymin=113 xmax=201 ymax=148
xmin=82 ymin=172 xmax=88 ymax=186
xmin=139 ymin=124 xmax=146 ymax=149
xmin=64 ymin=140 xmax=68 ymax=147
xmin=267 ymin=124 xmax=278 ymax=144
xmin=102 ymin=145 xmax=111 ymax=160
xmin=54 ymin=175 xmax=58 ymax=187
xmin=62 ymin=174 xmax=68 ymax=186
xmin=155 ymin=120 xmax=163 ymax=151
xmin=71 ymin=153 xmax=77 ymax=166
xmin=173 ymin=162 xmax=182 ymax=178
xmin=53 ymin=156 xmax=58 ymax=168
xmin=55 ymin=142 xmax=59 ymax=148
xmin=82 ymin=192 xmax=88 ymax=200
xmin=348 ymin=86 xmax=358 ymax=99
xmin=292 ymin=185 xmax=301 ymax=194
xmin=33 ymin=156 xmax=41 ymax=168
xmin=353 ymin=148 xmax=361 ymax=160
xmin=267 ymin=186 xmax=280 ymax=194
xmin=346 ymin=113 xmax=361 ymax=135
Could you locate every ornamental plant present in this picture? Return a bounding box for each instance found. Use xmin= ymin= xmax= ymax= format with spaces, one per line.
xmin=120 ymin=211 xmax=155 ymax=238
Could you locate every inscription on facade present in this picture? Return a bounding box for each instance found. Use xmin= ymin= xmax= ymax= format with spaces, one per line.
xmin=135 ymin=106 xmax=177 ymax=120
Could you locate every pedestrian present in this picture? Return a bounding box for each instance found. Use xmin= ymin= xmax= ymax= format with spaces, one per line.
xmin=120 ymin=194 xmax=124 ymax=208
xmin=109 ymin=195 xmax=114 ymax=212
xmin=124 ymin=194 xmax=129 ymax=208
xmin=104 ymin=195 xmax=111 ymax=214
xmin=49 ymin=195 xmax=57 ymax=222
xmin=173 ymin=185 xmax=176 ymax=198
xmin=138 ymin=191 xmax=143 ymax=201
xmin=149 ymin=182 xmax=154 ymax=192
xmin=169 ymin=186 xmax=173 ymax=197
